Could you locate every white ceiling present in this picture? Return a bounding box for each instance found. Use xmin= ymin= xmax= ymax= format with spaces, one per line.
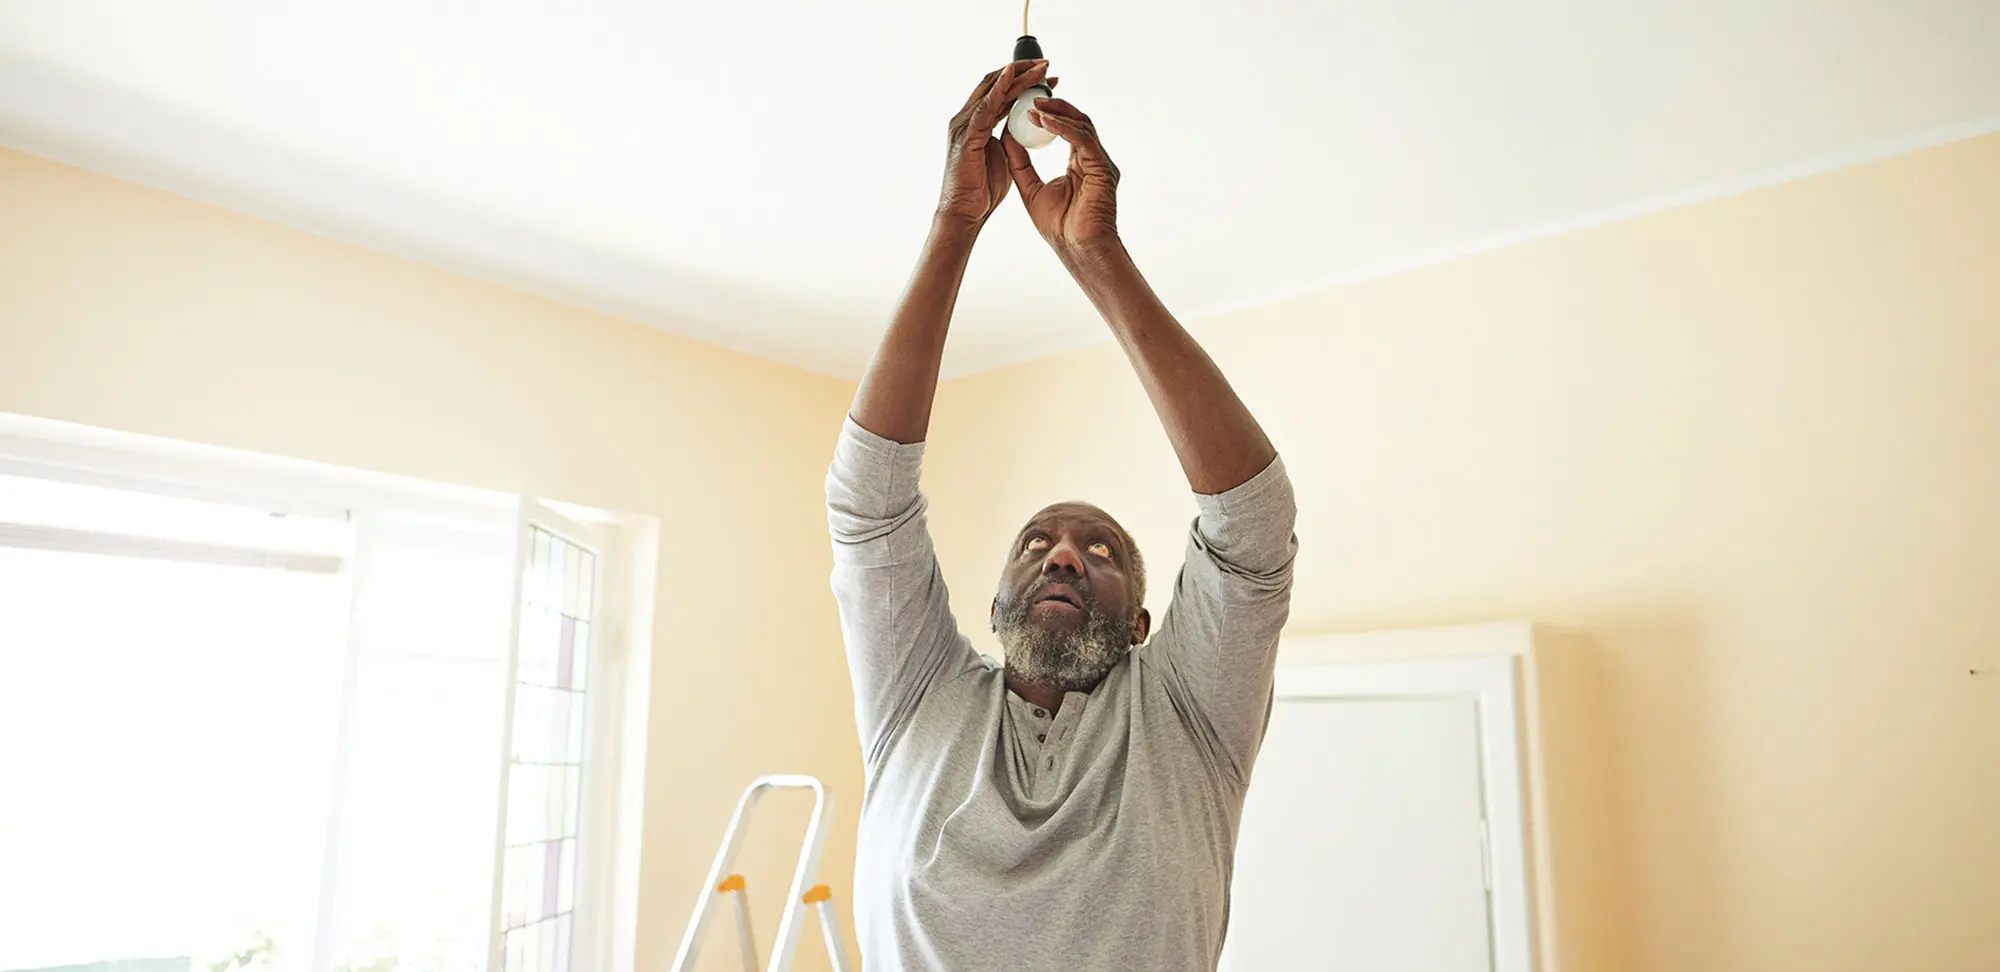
xmin=3 ymin=1 xmax=1997 ymax=379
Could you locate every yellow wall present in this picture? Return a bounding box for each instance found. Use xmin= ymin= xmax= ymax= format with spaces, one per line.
xmin=922 ymin=133 xmax=2000 ymax=972
xmin=10 ymin=129 xmax=2000 ymax=972
xmin=0 ymin=148 xmax=862 ymax=972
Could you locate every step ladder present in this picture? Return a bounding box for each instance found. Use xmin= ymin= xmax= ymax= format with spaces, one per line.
xmin=667 ymin=774 xmax=854 ymax=972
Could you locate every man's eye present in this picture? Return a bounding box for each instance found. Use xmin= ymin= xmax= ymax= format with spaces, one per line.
xmin=1088 ymin=541 xmax=1112 ymax=558
xmin=1025 ymin=536 xmax=1049 ymax=552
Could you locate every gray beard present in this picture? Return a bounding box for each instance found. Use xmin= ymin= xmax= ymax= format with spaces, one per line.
xmin=994 ymin=588 xmax=1135 ymax=692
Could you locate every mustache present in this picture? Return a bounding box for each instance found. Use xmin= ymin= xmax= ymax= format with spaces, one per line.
xmin=1025 ymin=573 xmax=1094 ymax=606
xmin=996 ymin=573 xmax=1098 ymax=624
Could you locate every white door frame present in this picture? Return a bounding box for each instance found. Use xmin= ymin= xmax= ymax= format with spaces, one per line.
xmin=1272 ymin=650 xmax=1538 ymax=972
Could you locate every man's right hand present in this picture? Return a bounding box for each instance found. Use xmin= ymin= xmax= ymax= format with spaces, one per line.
xmin=850 ymin=59 xmax=1052 ymax=444
xmin=936 ymin=59 xmax=1051 ymax=230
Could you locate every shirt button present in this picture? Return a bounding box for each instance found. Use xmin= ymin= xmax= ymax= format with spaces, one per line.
xmin=1037 ymin=734 xmax=1046 ymax=743
xmin=1033 ymin=708 xmax=1047 ymax=719
xmin=1046 ymin=757 xmax=1055 ymax=770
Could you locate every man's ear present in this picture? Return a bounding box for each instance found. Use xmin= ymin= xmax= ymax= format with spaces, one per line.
xmin=1132 ymin=608 xmax=1152 ymax=645
xmin=990 ymin=597 xmax=999 ymax=632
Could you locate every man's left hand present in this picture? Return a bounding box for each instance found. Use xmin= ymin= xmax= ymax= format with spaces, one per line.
xmin=1003 ymin=98 xmax=1122 ymax=255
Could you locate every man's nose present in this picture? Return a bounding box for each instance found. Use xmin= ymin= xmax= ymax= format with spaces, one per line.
xmin=1042 ymin=540 xmax=1084 ymax=576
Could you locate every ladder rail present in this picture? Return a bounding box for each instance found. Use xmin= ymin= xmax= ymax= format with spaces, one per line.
xmin=809 ymin=893 xmax=852 ymax=972
xmin=666 ymin=774 xmax=835 ymax=972
xmin=716 ymin=876 xmax=758 ymax=971
xmin=732 ymin=888 xmax=757 ymax=971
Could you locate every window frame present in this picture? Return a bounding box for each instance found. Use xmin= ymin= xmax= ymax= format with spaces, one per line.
xmin=488 ymin=500 xmax=620 ymax=972
xmin=0 ymin=411 xmax=647 ymax=972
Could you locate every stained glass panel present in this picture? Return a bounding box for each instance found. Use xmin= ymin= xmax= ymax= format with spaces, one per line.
xmin=498 ymin=526 xmax=594 ymax=971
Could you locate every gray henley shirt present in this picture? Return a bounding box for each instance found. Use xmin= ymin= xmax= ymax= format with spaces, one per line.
xmin=826 ymin=417 xmax=1298 ymax=971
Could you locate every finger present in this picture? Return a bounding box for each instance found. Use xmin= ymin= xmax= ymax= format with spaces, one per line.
xmin=1030 ymin=100 xmax=1099 ymax=144
xmin=974 ymin=60 xmax=1048 ymax=130
xmin=1000 ymin=61 xmax=1051 ymax=103
xmin=1029 ymin=107 xmax=1095 ymax=141
xmin=1002 ymin=128 xmax=1044 ymax=199
xmin=1028 ymin=97 xmax=1091 ymax=125
xmin=1030 ymin=108 xmax=1113 ymax=168
xmin=964 ymin=63 xmax=1019 ymax=132
xmin=960 ymin=66 xmax=1007 ymax=115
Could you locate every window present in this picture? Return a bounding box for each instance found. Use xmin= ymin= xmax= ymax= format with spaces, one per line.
xmin=320 ymin=508 xmax=518 ymax=972
xmin=497 ymin=527 xmax=599 ymax=972
xmin=0 ymin=417 xmax=648 ymax=972
xmin=0 ymin=475 xmax=353 ymax=972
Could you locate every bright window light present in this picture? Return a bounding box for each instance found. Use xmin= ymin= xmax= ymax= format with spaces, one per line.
xmin=0 ymin=504 xmax=351 ymax=971
xmin=0 ymin=435 xmax=631 ymax=972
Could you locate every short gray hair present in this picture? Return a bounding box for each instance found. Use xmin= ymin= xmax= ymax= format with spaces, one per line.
xmin=1118 ymin=525 xmax=1147 ymax=615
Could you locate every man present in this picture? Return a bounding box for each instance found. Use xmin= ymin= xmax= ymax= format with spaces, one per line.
xmin=826 ymin=59 xmax=1298 ymax=971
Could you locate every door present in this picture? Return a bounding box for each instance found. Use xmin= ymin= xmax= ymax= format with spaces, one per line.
xmin=1222 ymin=653 xmax=1534 ymax=972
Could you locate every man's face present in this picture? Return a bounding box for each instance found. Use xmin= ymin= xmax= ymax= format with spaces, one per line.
xmin=991 ymin=502 xmax=1150 ymax=691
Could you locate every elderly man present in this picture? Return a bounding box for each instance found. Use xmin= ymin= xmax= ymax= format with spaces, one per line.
xmin=826 ymin=59 xmax=1299 ymax=971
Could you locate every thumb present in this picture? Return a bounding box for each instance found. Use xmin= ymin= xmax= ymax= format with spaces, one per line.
xmin=1002 ymin=129 xmax=1043 ymax=201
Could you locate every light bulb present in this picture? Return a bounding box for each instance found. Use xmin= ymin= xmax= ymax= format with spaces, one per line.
xmin=1008 ymin=87 xmax=1057 ymax=149
xmin=1007 ymin=34 xmax=1057 ymax=150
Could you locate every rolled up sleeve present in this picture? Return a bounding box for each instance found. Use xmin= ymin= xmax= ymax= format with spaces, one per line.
xmin=826 ymin=418 xmax=978 ymax=767
xmin=1146 ymin=455 xmax=1299 ymax=785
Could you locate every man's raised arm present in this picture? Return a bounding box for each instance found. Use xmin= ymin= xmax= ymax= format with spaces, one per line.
xmin=850 ymin=59 xmax=1050 ymax=443
xmin=1003 ymin=97 xmax=1274 ymax=494
xmin=828 ymin=60 xmax=1048 ymax=767
xmin=1006 ymin=97 xmax=1297 ymax=785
